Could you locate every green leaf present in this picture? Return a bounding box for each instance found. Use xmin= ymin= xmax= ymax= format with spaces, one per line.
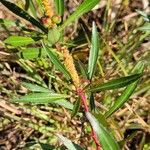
xmin=0 ymin=18 xmax=16 ymax=27
xmin=89 ymin=93 xmax=95 ymax=111
xmin=88 ymin=22 xmax=100 ymax=80
xmin=42 ymin=42 xmax=71 ymax=79
xmin=28 ymin=0 xmax=38 ymax=19
xmin=78 ymin=60 xmax=88 ymax=79
xmin=138 ymin=23 xmax=150 ymax=31
xmin=59 ymin=0 xmax=99 ymax=30
xmin=71 ymin=98 xmax=81 ymax=117
xmin=54 ymin=0 xmax=64 ymax=16
xmin=22 ymin=82 xmax=50 ymax=93
xmin=86 ymin=112 xmax=120 ymax=150
xmin=0 ymin=0 xmax=47 ymax=33
xmin=18 ymin=48 xmax=46 ymax=59
xmin=93 ymin=112 xmax=108 ymax=127
xmin=12 ymin=93 xmax=68 ymax=103
xmin=54 ymin=100 xmax=73 ymax=110
xmin=89 ymin=74 xmax=142 ymax=92
xmin=105 ymin=61 xmax=145 ymax=118
xmin=57 ymin=134 xmax=84 ymax=150
xmin=48 ymin=28 xmax=61 ymax=45
xmin=4 ymin=36 xmax=35 ymax=46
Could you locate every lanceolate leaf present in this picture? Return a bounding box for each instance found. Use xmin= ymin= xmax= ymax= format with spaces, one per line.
xmin=0 ymin=0 xmax=47 ymax=33
xmin=88 ymin=22 xmax=100 ymax=80
xmin=59 ymin=0 xmax=99 ymax=30
xmin=42 ymin=42 xmax=71 ymax=79
xmin=4 ymin=36 xmax=35 ymax=46
xmin=57 ymin=134 xmax=84 ymax=150
xmin=105 ymin=61 xmax=145 ymax=118
xmin=12 ymin=93 xmax=68 ymax=103
xmin=86 ymin=112 xmax=120 ymax=150
xmin=89 ymin=74 xmax=142 ymax=92
xmin=105 ymin=81 xmax=140 ymax=118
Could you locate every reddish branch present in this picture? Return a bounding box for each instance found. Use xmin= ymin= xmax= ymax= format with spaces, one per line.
xmin=77 ymin=88 xmax=101 ymax=150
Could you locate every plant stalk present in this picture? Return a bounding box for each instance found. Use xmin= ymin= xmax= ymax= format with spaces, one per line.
xmin=77 ymin=88 xmax=101 ymax=150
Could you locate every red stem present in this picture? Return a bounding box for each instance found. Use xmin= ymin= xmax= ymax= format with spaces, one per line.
xmin=77 ymin=88 xmax=101 ymax=150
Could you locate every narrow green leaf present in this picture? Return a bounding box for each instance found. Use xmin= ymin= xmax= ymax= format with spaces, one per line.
xmin=88 ymin=22 xmax=100 ymax=80
xmin=86 ymin=112 xmax=120 ymax=150
xmin=138 ymin=23 xmax=150 ymax=31
xmin=54 ymin=0 xmax=64 ymax=16
xmin=0 ymin=0 xmax=47 ymax=33
xmin=105 ymin=61 xmax=145 ymax=118
xmin=18 ymin=48 xmax=46 ymax=59
xmin=22 ymin=82 xmax=50 ymax=93
xmin=54 ymin=100 xmax=73 ymax=110
xmin=28 ymin=0 xmax=38 ymax=19
xmin=59 ymin=0 xmax=99 ymax=30
xmin=71 ymin=98 xmax=81 ymax=117
xmin=89 ymin=74 xmax=142 ymax=92
xmin=79 ymin=61 xmax=88 ymax=78
xmin=12 ymin=93 xmax=68 ymax=103
xmin=105 ymin=82 xmax=139 ymax=118
xmin=93 ymin=112 xmax=108 ymax=127
xmin=89 ymin=93 xmax=95 ymax=111
xmin=57 ymin=134 xmax=84 ymax=150
xmin=4 ymin=36 xmax=35 ymax=46
xmin=42 ymin=42 xmax=71 ymax=79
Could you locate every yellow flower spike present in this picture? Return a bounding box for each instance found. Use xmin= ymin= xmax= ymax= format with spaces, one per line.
xmin=62 ymin=47 xmax=80 ymax=88
xmin=42 ymin=0 xmax=54 ymax=19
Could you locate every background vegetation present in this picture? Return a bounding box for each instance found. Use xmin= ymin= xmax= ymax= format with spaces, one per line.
xmin=0 ymin=0 xmax=150 ymax=149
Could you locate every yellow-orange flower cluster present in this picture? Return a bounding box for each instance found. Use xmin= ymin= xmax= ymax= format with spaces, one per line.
xmin=42 ymin=0 xmax=54 ymax=18
xmin=62 ymin=47 xmax=80 ymax=88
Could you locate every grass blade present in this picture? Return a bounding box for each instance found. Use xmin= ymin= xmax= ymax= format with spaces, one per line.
xmin=42 ymin=42 xmax=71 ymax=79
xmin=71 ymin=98 xmax=81 ymax=117
xmin=57 ymin=134 xmax=84 ymax=150
xmin=59 ymin=0 xmax=99 ymax=30
xmin=22 ymin=82 xmax=50 ymax=93
xmin=105 ymin=61 xmax=145 ymax=118
xmin=54 ymin=0 xmax=64 ymax=16
xmin=89 ymin=74 xmax=142 ymax=92
xmin=138 ymin=23 xmax=150 ymax=31
xmin=28 ymin=0 xmax=38 ymax=19
xmin=4 ymin=36 xmax=36 ymax=46
xmin=0 ymin=0 xmax=47 ymax=33
xmin=88 ymin=22 xmax=100 ymax=80
xmin=12 ymin=93 xmax=68 ymax=103
xmin=86 ymin=112 xmax=120 ymax=150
